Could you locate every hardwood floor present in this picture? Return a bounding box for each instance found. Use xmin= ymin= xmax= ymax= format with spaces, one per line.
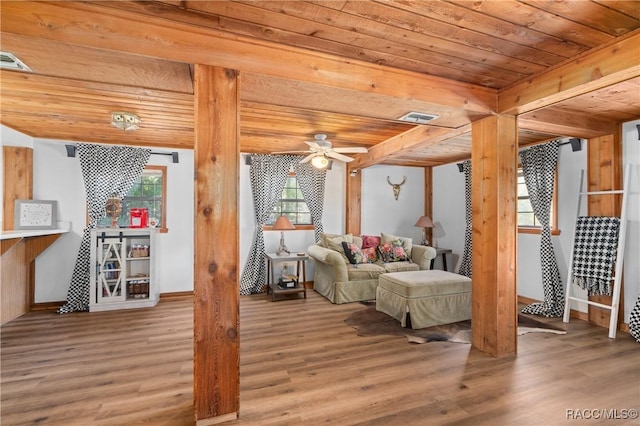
xmin=1 ymin=291 xmax=638 ymax=425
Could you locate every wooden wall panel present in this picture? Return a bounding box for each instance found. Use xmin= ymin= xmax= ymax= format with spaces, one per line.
xmin=586 ymin=132 xmax=624 ymax=329
xmin=345 ymin=165 xmax=362 ymax=236
xmin=424 ymin=167 xmax=433 ymax=245
xmin=471 ymin=115 xmax=518 ymax=357
xmin=1 ymin=243 xmax=29 ymax=324
xmin=193 ymin=65 xmax=240 ymax=424
xmin=3 ymin=146 xmax=33 ymax=231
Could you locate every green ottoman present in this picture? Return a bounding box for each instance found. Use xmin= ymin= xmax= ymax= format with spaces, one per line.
xmin=376 ymin=270 xmax=472 ymax=329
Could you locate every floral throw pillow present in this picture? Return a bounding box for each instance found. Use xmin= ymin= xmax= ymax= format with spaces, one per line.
xmin=377 ymin=240 xmax=410 ymax=262
xmin=342 ymin=242 xmax=368 ymax=265
xmin=361 ymin=246 xmax=379 ymax=263
xmin=361 ymin=235 xmax=381 ymax=249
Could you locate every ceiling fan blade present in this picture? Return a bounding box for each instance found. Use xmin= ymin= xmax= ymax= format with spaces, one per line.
xmin=333 ymin=147 xmax=368 ymax=153
xmin=305 ymin=141 xmax=321 ymax=150
xmin=300 ymin=153 xmax=318 ymax=163
xmin=326 ymin=151 xmax=354 ymax=162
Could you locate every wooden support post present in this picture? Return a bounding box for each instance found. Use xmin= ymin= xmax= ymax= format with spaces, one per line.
xmin=193 ymin=65 xmax=240 ymax=424
xmin=471 ymin=115 xmax=518 ymax=357
xmin=586 ymin=132 xmax=624 ymax=329
xmin=345 ymin=165 xmax=361 ymax=236
xmin=424 ymin=166 xmax=433 ymax=245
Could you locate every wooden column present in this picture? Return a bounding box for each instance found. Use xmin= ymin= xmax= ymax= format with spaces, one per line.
xmin=193 ymin=65 xmax=240 ymax=424
xmin=586 ymin=132 xmax=623 ymax=329
xmin=345 ymin=165 xmax=361 ymax=235
xmin=424 ymin=166 xmax=433 ymax=244
xmin=470 ymin=115 xmax=518 ymax=357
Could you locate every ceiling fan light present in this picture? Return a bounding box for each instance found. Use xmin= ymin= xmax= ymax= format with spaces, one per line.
xmin=311 ymin=155 xmax=329 ymax=169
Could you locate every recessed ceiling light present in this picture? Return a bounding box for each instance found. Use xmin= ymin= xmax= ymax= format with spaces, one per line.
xmin=0 ymin=51 xmax=32 ymax=72
xmin=398 ymin=112 xmax=439 ymax=124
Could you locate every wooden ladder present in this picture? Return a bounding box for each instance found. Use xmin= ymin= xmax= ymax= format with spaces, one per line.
xmin=562 ymin=164 xmax=631 ymax=338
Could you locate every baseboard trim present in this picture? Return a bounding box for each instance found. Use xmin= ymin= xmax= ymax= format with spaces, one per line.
xmin=517 ymin=295 xmax=630 ymax=329
xmin=31 ymin=301 xmax=64 ymax=311
xmin=159 ymin=291 xmax=193 ymax=301
xmin=30 ymin=291 xmax=194 ymax=312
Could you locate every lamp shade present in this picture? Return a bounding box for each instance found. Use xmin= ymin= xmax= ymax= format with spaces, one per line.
xmin=414 ymin=215 xmax=434 ymax=228
xmin=272 ymin=215 xmax=295 ymax=231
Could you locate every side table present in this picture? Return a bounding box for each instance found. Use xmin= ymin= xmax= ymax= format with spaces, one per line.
xmin=430 ymin=247 xmax=453 ymax=271
xmin=264 ymin=252 xmax=309 ymax=301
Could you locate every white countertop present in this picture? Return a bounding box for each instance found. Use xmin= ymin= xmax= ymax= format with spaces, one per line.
xmin=0 ymin=222 xmax=71 ymax=240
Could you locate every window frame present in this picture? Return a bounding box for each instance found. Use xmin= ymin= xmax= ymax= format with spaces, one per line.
xmin=262 ymin=173 xmax=314 ymax=231
xmin=91 ymin=165 xmax=168 ymax=233
xmin=517 ymin=165 xmax=560 ymax=236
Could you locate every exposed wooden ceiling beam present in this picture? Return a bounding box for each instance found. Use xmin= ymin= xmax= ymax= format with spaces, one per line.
xmin=519 ymin=108 xmax=617 ymax=139
xmin=349 ymin=124 xmax=472 ymax=169
xmin=498 ymin=30 xmax=640 ymax=115
xmin=0 ymin=1 xmax=496 ymax=114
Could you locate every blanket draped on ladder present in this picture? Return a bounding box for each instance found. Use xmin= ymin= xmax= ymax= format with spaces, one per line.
xmin=571 ymin=216 xmax=620 ymax=296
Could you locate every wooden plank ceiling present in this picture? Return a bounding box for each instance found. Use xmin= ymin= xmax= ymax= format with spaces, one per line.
xmin=0 ymin=1 xmax=638 ymax=166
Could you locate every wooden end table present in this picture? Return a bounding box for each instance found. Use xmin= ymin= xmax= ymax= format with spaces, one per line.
xmin=429 ymin=247 xmax=453 ymax=271
xmin=264 ymin=252 xmax=308 ymax=301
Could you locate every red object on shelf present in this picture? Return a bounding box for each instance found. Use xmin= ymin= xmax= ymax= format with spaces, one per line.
xmin=129 ymin=208 xmax=148 ymax=228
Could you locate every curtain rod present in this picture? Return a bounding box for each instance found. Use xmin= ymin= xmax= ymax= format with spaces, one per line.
xmin=65 ymin=144 xmax=179 ymax=163
xmin=456 ymin=138 xmax=582 ymax=172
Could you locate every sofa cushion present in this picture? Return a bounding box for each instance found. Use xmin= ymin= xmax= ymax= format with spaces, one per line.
xmin=378 ymin=270 xmax=471 ymax=298
xmin=383 ymin=261 xmax=420 ymax=273
xmin=381 ymin=232 xmax=413 ymax=257
xmin=347 ymin=263 xmax=386 ymax=281
xmin=342 ymin=242 xmax=368 ymax=265
xmin=378 ymin=241 xmax=410 ymax=262
xmin=361 ymin=235 xmax=381 ymax=249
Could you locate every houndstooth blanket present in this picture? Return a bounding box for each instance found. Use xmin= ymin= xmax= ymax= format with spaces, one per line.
xmin=572 ymin=216 xmax=620 ymax=296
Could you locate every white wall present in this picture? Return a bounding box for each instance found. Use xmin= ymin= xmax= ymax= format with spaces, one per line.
xmin=361 ymin=165 xmax=425 ymax=243
xmin=20 ymin=136 xmax=195 ymax=302
xmin=432 ymin=163 xmax=466 ymax=271
xmin=518 ymin=143 xmax=587 ymax=308
xmin=433 ymin=125 xmax=640 ymax=321
xmin=239 ymin=156 xmax=346 ymax=280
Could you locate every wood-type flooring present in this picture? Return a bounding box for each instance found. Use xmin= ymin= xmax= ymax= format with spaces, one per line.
xmin=1 ymin=291 xmax=638 ymax=425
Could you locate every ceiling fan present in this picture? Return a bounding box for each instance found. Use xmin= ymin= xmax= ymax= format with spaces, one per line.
xmin=275 ymin=134 xmax=368 ymax=168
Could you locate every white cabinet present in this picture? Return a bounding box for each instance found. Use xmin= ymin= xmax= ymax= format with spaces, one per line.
xmin=89 ymin=228 xmax=158 ymax=312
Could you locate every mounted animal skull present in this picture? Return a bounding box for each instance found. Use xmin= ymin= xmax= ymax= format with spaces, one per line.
xmin=387 ymin=176 xmax=406 ymax=200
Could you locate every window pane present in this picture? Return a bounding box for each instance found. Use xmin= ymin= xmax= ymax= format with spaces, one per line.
xmin=267 ymin=176 xmax=312 ymax=225
xmin=96 ymin=168 xmax=165 ymax=228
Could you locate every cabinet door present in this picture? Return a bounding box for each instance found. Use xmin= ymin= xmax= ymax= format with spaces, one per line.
xmin=125 ymin=236 xmax=151 ymax=300
xmin=96 ymin=239 xmax=126 ymax=303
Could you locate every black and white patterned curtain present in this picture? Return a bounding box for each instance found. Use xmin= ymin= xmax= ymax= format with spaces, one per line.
xmin=58 ymin=144 xmax=151 ymax=313
xmin=294 ymin=161 xmax=327 ymax=243
xmin=629 ymin=295 xmax=640 ymax=343
xmin=458 ymin=160 xmax=472 ymax=277
xmin=520 ymin=140 xmax=563 ymax=317
xmin=240 ymin=154 xmax=299 ymax=295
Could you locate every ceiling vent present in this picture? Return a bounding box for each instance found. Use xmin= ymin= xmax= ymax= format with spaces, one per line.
xmin=0 ymin=51 xmax=32 ymax=72
xmin=398 ymin=111 xmax=439 ymax=124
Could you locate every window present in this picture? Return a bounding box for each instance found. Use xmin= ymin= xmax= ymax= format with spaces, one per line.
xmin=97 ymin=166 xmax=167 ymax=231
xmin=264 ymin=174 xmax=312 ymax=228
xmin=517 ymin=166 xmax=559 ymax=235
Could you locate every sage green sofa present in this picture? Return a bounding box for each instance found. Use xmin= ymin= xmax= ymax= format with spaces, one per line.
xmin=307 ymin=233 xmax=437 ymax=304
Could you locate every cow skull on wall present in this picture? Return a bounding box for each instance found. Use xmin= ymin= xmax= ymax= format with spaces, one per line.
xmin=387 ymin=176 xmax=406 ymax=200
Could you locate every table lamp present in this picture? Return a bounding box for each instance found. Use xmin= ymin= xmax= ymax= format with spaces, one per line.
xmin=414 ymin=215 xmax=434 ymax=246
xmin=272 ymin=215 xmax=296 ymax=255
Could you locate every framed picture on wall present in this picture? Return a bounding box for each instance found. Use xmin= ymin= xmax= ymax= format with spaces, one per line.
xmin=14 ymin=199 xmax=58 ymax=230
